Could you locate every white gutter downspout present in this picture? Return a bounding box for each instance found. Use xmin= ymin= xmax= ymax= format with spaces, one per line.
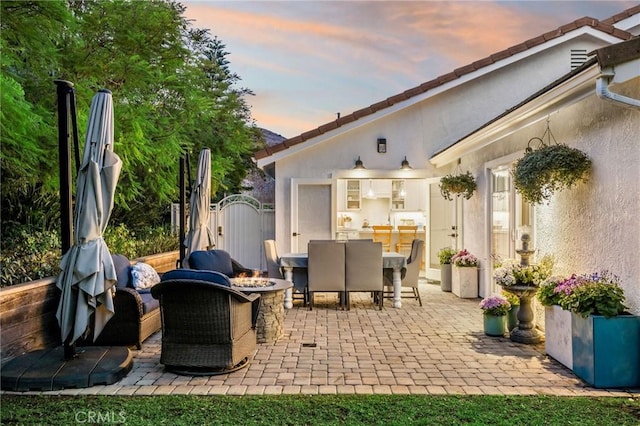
xmin=595 ymin=67 xmax=640 ymax=110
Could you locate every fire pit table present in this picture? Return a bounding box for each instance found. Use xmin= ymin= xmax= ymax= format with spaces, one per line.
xmin=231 ymin=278 xmax=293 ymax=344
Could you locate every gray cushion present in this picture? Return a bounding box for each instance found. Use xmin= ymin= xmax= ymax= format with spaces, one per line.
xmin=111 ymin=254 xmax=131 ymax=289
xmin=161 ymin=268 xmax=232 ymax=287
xmin=188 ymin=250 xmax=234 ymax=277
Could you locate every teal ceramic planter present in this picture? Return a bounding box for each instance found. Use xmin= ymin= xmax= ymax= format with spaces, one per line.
xmin=571 ymin=313 xmax=640 ymax=388
xmin=484 ymin=315 xmax=506 ymax=337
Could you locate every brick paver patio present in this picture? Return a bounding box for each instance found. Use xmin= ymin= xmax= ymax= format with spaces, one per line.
xmin=8 ymin=281 xmax=639 ymax=396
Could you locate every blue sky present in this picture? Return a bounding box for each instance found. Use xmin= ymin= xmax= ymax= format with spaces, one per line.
xmin=183 ymin=1 xmax=635 ymax=138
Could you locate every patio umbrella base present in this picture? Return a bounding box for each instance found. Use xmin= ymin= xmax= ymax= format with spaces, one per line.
xmin=1 ymin=345 xmax=133 ymax=392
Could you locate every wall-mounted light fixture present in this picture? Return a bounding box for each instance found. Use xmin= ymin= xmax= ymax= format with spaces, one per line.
xmin=400 ymin=156 xmax=412 ymax=169
xmin=353 ymin=156 xmax=365 ymax=169
xmin=377 ymin=138 xmax=387 ymax=153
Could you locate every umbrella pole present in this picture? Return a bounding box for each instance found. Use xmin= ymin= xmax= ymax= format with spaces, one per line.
xmin=179 ymin=156 xmax=187 ymax=267
xmin=55 ymin=80 xmax=75 ymax=255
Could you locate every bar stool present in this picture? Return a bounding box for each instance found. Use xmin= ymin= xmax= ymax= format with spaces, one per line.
xmin=395 ymin=225 xmax=418 ymax=257
xmin=372 ymin=225 xmax=393 ymax=252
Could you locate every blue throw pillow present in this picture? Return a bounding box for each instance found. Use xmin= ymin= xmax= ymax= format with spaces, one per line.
xmin=161 ymin=269 xmax=231 ymax=287
xmin=111 ymin=254 xmax=131 ymax=289
xmin=188 ymin=250 xmax=234 ymax=277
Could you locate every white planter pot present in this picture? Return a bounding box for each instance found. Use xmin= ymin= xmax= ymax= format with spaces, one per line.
xmin=451 ymin=266 xmax=478 ymax=298
xmin=544 ymin=305 xmax=573 ymax=369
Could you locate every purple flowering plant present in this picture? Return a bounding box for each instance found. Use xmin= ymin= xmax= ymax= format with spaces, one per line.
xmin=451 ymin=249 xmax=478 ymax=267
xmin=479 ymin=295 xmax=511 ymax=316
xmin=557 ymin=270 xmax=627 ymax=318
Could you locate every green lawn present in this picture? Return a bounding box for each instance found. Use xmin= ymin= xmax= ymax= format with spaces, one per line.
xmin=1 ymin=394 xmax=639 ymax=425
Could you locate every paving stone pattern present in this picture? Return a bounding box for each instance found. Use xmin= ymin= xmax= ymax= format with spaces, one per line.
xmin=9 ymin=282 xmax=639 ymax=396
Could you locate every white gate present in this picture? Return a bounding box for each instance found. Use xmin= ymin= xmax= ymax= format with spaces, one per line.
xmin=171 ymin=194 xmax=275 ymax=271
xmin=211 ymin=195 xmax=274 ymax=270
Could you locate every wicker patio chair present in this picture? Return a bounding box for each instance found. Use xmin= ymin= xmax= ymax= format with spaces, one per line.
xmin=187 ymin=249 xmax=253 ymax=277
xmin=151 ymin=269 xmax=260 ymax=375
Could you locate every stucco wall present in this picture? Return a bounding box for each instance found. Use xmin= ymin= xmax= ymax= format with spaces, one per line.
xmin=461 ymin=78 xmax=640 ymax=315
xmin=273 ymin=37 xmax=612 ymax=254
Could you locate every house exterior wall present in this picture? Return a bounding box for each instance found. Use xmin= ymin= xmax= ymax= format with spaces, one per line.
xmin=272 ymin=35 xmax=612 ymax=254
xmin=460 ymin=77 xmax=640 ymax=315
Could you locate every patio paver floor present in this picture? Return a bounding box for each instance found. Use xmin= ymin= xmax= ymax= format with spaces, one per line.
xmin=6 ymin=281 xmax=639 ymax=396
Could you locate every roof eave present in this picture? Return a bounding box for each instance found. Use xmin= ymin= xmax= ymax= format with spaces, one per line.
xmin=429 ymin=64 xmax=601 ymax=168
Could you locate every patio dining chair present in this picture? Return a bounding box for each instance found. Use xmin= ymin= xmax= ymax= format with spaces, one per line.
xmin=263 ymin=239 xmax=308 ymax=305
xmin=345 ymin=241 xmax=383 ymax=310
xmin=307 ymin=240 xmax=346 ymax=310
xmin=384 ymin=239 xmax=424 ymax=306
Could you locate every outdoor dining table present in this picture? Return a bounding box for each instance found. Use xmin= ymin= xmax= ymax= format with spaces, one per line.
xmin=279 ymin=251 xmax=407 ymax=308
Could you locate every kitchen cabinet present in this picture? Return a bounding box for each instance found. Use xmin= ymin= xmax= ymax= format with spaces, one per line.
xmin=404 ymin=179 xmax=426 ymax=211
xmin=346 ymin=179 xmax=361 ymax=210
xmin=391 ymin=180 xmax=406 ymax=210
xmin=391 ymin=179 xmax=426 ymax=211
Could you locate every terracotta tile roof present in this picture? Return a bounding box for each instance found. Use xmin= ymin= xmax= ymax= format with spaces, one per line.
xmin=602 ymin=4 xmax=640 ymax=26
xmin=254 ymin=8 xmax=636 ymax=161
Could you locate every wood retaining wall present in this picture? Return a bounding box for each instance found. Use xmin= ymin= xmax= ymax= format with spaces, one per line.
xmin=0 ymin=251 xmax=179 ymax=362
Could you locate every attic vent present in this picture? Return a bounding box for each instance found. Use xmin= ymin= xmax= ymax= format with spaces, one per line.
xmin=570 ymin=49 xmax=588 ymax=69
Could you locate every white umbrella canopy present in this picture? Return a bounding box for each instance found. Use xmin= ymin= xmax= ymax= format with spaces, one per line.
xmin=184 ymin=148 xmax=214 ymax=259
xmin=56 ymin=89 xmax=122 ymax=346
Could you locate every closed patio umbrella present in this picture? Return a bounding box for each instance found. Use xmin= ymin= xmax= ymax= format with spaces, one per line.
xmin=184 ymin=148 xmax=214 ymax=260
xmin=56 ymin=89 xmax=122 ymax=353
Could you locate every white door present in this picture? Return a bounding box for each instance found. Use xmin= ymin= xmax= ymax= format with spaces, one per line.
xmin=291 ymin=179 xmax=333 ymax=252
xmin=427 ymin=178 xmax=461 ymax=281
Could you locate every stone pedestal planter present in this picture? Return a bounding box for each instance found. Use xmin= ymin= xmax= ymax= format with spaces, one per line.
xmin=440 ymin=264 xmax=452 ymax=292
xmin=452 ymin=266 xmax=478 ymax=298
xmin=572 ymin=313 xmax=640 ymax=388
xmin=544 ymin=305 xmax=572 ymax=369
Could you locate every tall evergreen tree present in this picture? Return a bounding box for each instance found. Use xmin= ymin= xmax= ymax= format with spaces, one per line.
xmin=1 ymin=0 xmax=260 ymax=231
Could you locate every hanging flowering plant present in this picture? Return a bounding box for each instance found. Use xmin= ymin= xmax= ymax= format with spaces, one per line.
xmin=479 ymin=296 xmax=511 ymax=316
xmin=512 ymin=121 xmax=591 ymax=205
xmin=451 ymin=249 xmax=478 ymax=267
xmin=493 ymin=255 xmax=554 ymax=288
xmin=439 ymin=171 xmax=477 ymax=201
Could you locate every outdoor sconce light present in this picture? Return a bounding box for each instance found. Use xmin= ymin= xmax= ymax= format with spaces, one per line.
xmin=400 ymin=156 xmax=412 ymax=169
xmin=353 ymin=156 xmax=365 ymax=169
xmin=377 ymin=138 xmax=387 ymax=153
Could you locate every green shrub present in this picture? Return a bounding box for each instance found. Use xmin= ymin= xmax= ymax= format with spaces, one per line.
xmin=1 ymin=224 xmax=178 ymax=287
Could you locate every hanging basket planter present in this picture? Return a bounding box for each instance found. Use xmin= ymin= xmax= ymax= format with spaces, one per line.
xmin=513 ymin=122 xmax=591 ymax=205
xmin=439 ymin=170 xmax=477 ymax=201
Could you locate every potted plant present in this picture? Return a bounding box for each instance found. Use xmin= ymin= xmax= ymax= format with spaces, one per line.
xmin=501 ymin=290 xmax=520 ymax=332
xmin=479 ymin=295 xmax=511 ymax=336
xmin=437 ymin=247 xmax=456 ymax=292
xmin=557 ymin=270 xmax=639 ymax=388
xmin=450 ymin=249 xmax=478 ymax=298
xmin=512 ymin=143 xmax=591 ymax=205
xmin=537 ymin=275 xmax=572 ymax=369
xmin=439 ymin=171 xmax=477 ymax=201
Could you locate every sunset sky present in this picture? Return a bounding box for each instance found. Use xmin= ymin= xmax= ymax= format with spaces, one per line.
xmin=183 ymin=1 xmax=635 ymax=138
